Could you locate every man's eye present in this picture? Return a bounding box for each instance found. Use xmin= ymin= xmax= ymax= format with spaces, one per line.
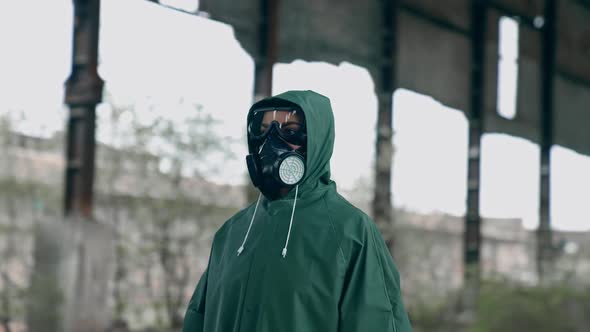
xmin=282 ymin=126 xmax=301 ymax=136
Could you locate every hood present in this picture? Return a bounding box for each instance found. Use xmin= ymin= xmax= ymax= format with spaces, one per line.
xmin=239 ymin=90 xmax=336 ymax=258
xmin=247 ymin=90 xmax=335 ymax=198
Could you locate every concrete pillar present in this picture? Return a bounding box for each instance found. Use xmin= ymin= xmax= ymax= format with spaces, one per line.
xmin=372 ymin=0 xmax=398 ymax=249
xmin=252 ymin=0 xmax=279 ymax=102
xmin=537 ymin=0 xmax=557 ymax=282
xmin=28 ymin=2 xmax=115 ymax=332
xmin=27 ymin=218 xmax=115 ymax=332
xmin=461 ymin=0 xmax=487 ymax=321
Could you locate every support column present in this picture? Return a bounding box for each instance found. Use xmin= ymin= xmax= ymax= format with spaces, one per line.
xmin=247 ymin=0 xmax=280 ymax=202
xmin=253 ymin=0 xmax=279 ymax=102
xmin=537 ymin=0 xmax=557 ymax=282
xmin=462 ymin=0 xmax=487 ymax=319
xmin=64 ymin=0 xmax=104 ymax=218
xmin=372 ymin=0 xmax=398 ymax=249
xmin=28 ymin=2 xmax=114 ymax=332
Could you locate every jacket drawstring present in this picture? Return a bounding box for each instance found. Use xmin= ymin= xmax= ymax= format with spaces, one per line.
xmin=237 ymin=185 xmax=299 ymax=258
xmin=237 ymin=193 xmax=262 ymax=256
xmin=282 ymin=185 xmax=299 ymax=258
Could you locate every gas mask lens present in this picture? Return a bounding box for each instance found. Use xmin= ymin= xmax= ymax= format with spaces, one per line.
xmin=248 ymin=108 xmax=306 ymax=146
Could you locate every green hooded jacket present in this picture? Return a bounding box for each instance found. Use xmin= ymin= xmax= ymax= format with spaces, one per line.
xmin=183 ymin=90 xmax=413 ymax=332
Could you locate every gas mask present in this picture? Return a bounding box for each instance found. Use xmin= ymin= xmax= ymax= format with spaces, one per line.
xmin=246 ymin=107 xmax=307 ymax=200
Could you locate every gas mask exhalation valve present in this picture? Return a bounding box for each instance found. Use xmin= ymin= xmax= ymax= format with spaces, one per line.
xmin=279 ymin=155 xmax=305 ymax=185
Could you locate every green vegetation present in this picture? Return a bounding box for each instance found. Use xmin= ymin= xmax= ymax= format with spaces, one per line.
xmin=471 ymin=281 xmax=590 ymax=332
xmin=409 ymin=280 xmax=590 ymax=332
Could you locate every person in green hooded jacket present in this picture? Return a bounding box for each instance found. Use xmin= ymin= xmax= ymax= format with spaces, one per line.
xmin=183 ymin=90 xmax=413 ymax=332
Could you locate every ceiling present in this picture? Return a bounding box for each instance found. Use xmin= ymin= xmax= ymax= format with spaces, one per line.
xmin=198 ymin=0 xmax=590 ymax=156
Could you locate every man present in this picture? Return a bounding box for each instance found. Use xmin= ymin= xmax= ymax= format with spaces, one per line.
xmin=183 ymin=90 xmax=413 ymax=332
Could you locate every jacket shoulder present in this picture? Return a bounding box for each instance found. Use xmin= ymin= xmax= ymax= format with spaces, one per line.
xmin=322 ymin=191 xmax=381 ymax=259
xmin=324 ymin=191 xmax=375 ymax=231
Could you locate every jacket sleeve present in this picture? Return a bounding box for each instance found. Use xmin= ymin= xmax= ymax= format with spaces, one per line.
xmin=338 ymin=220 xmax=413 ymax=332
xmin=182 ymin=267 xmax=208 ymax=332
